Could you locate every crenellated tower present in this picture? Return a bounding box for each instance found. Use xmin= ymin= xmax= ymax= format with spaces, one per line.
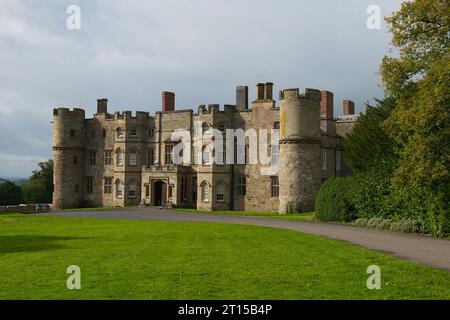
xmin=52 ymin=108 xmax=86 ymax=209
xmin=278 ymin=88 xmax=322 ymax=213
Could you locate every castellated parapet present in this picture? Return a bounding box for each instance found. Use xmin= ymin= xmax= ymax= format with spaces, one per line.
xmin=279 ymin=88 xmax=322 ymax=213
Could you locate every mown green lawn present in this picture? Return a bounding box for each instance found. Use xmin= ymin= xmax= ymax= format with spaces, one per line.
xmin=174 ymin=208 xmax=316 ymax=221
xmin=0 ymin=213 xmax=449 ymax=300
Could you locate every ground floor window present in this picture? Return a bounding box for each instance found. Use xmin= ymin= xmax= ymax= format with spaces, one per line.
xmin=271 ymin=176 xmax=279 ymax=198
xmin=115 ymin=180 xmax=123 ymax=198
xmin=86 ymin=177 xmax=93 ymax=194
xmin=181 ymin=177 xmax=188 ymax=201
xmin=237 ymin=176 xmax=246 ymax=196
xmin=192 ymin=177 xmax=197 ymax=201
xmin=128 ymin=183 xmax=137 ymax=198
xmin=201 ymin=182 xmax=209 ymax=202
xmin=104 ymin=177 xmax=113 ymax=194
xmin=216 ymin=184 xmax=224 ymax=201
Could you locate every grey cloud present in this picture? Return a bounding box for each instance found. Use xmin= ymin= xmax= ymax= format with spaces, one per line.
xmin=0 ymin=0 xmax=401 ymax=177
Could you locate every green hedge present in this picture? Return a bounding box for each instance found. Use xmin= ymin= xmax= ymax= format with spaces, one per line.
xmin=315 ymin=174 xmax=450 ymax=237
xmin=315 ymin=176 xmax=360 ymax=222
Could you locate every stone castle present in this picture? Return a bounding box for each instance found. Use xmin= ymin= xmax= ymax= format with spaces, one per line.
xmin=52 ymin=83 xmax=358 ymax=213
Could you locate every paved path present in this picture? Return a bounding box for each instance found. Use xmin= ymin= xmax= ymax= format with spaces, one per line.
xmin=40 ymin=208 xmax=450 ymax=271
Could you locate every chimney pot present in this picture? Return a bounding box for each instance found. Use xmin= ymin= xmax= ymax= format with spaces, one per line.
xmin=256 ymin=83 xmax=265 ymax=101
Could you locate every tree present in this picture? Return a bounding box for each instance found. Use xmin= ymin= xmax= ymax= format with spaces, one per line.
xmin=344 ymin=98 xmax=398 ymax=173
xmin=20 ymin=160 xmax=54 ymax=204
xmin=0 ymin=180 xmax=23 ymax=205
xmin=380 ymin=0 xmax=450 ymax=192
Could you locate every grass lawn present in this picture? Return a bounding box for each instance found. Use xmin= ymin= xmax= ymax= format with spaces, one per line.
xmin=0 ymin=213 xmax=449 ymax=300
xmin=174 ymin=208 xmax=316 ymax=221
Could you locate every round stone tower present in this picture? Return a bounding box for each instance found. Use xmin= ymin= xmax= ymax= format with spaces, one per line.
xmin=52 ymin=108 xmax=86 ymax=209
xmin=278 ymin=88 xmax=322 ymax=213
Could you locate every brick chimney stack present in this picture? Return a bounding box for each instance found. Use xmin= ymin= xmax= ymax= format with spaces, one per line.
xmin=343 ymin=100 xmax=355 ymax=115
xmin=97 ymin=98 xmax=108 ymax=114
xmin=236 ymin=86 xmax=249 ymax=111
xmin=162 ymin=91 xmax=175 ymax=112
xmin=321 ymin=91 xmax=334 ymax=119
xmin=264 ymin=82 xmax=273 ymax=101
xmin=256 ymin=83 xmax=265 ymax=101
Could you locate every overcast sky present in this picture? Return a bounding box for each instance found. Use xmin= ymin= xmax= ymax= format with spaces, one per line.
xmin=0 ymin=0 xmax=401 ymax=178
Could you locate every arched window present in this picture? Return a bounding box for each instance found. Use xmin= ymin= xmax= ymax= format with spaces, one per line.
xmin=116 ymin=148 xmax=124 ymax=166
xmin=216 ymin=184 xmax=224 ymax=201
xmin=129 ymin=149 xmax=138 ymax=166
xmin=201 ymin=182 xmax=209 ymax=202
xmin=115 ymin=179 xmax=123 ymax=198
xmin=128 ymin=181 xmax=137 ymax=198
xmin=116 ymin=128 xmax=124 ymax=138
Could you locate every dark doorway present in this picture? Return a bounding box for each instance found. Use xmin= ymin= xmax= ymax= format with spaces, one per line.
xmin=153 ymin=181 xmax=167 ymax=206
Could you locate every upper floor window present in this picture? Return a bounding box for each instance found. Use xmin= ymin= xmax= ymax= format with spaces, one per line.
xmin=116 ymin=128 xmax=124 ymax=138
xmin=70 ymin=129 xmax=76 ymax=137
xmin=91 ymin=130 xmax=96 ymax=139
xmin=104 ymin=150 xmax=113 ymax=165
xmin=203 ymin=146 xmax=211 ymax=165
xmin=216 ymin=184 xmax=225 ymax=201
xmin=130 ymin=129 xmax=137 ymax=137
xmin=274 ymin=122 xmax=280 ymax=130
xmin=102 ymin=129 xmax=107 ymax=138
xmin=202 ymin=123 xmax=212 ymax=136
xmin=321 ymin=149 xmax=327 ymax=170
xmin=116 ymin=149 xmax=124 ymax=166
xmin=271 ymin=176 xmax=279 ymax=198
xmin=73 ymin=156 xmax=78 ymax=165
xmin=89 ymin=151 xmax=96 ymax=165
xmin=147 ymin=148 xmax=155 ymax=166
xmin=148 ymin=128 xmax=155 ymax=138
xmin=218 ymin=124 xmax=225 ymax=133
xmin=165 ymin=144 xmax=174 ymax=165
xmin=129 ymin=150 xmax=138 ymax=166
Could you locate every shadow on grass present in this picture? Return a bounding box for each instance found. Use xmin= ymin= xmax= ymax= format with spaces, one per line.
xmin=0 ymin=235 xmax=91 ymax=254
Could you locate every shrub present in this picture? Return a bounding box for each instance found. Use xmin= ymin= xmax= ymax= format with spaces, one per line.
xmin=315 ymin=176 xmax=361 ymax=222
xmin=389 ymin=219 xmax=421 ymax=234
xmin=354 ymin=218 xmax=369 ymax=227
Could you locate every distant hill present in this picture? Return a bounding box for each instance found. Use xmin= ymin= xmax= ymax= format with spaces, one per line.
xmin=0 ymin=178 xmax=29 ymax=185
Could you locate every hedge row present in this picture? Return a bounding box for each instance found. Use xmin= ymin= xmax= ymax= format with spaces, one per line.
xmin=315 ymin=174 xmax=450 ymax=237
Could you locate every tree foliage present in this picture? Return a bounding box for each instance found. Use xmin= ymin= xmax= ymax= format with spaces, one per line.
xmin=21 ymin=160 xmax=54 ymax=204
xmin=380 ymin=0 xmax=450 ymax=191
xmin=0 ymin=180 xmax=23 ymax=206
xmin=344 ymin=98 xmax=398 ymax=173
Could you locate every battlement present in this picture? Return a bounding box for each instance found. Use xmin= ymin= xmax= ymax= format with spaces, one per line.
xmin=279 ymin=88 xmax=321 ymax=101
xmin=53 ymin=107 xmax=85 ymax=118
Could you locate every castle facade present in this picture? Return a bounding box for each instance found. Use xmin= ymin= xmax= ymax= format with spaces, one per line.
xmin=52 ymin=83 xmax=357 ymax=213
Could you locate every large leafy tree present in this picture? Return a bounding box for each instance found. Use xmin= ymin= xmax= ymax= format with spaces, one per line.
xmin=380 ymin=0 xmax=450 ymax=191
xmin=344 ymin=97 xmax=398 ymax=173
xmin=0 ymin=180 xmax=23 ymax=206
xmin=21 ymin=160 xmax=54 ymax=203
